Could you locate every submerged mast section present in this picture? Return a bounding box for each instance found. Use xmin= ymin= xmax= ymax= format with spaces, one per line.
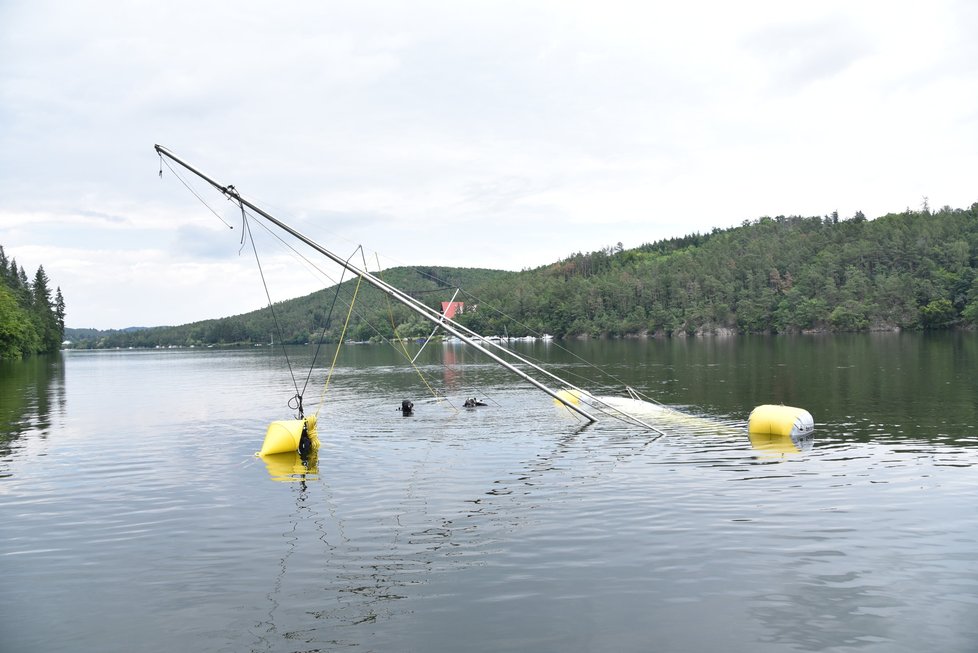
xmin=154 ymin=145 xmax=599 ymax=424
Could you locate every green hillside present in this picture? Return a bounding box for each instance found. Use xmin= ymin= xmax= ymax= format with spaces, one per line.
xmin=67 ymin=202 xmax=978 ymax=348
xmin=473 ymin=203 xmax=978 ymax=337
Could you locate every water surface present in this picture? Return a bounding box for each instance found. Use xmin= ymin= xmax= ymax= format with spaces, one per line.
xmin=2 ymin=333 xmax=977 ymax=652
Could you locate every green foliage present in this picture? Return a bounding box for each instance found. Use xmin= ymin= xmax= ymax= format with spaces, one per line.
xmin=920 ymin=298 xmax=956 ymax=329
xmin=0 ymin=247 xmax=65 ymax=359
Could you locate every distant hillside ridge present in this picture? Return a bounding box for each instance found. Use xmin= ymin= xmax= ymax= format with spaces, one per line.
xmin=66 ymin=202 xmax=978 ymax=348
xmin=68 ymin=266 xmax=515 ymax=349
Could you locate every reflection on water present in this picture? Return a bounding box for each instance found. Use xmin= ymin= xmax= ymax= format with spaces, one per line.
xmin=748 ymin=430 xmax=815 ymax=457
xmin=1 ymin=336 xmax=977 ymax=653
xmin=259 ymin=450 xmax=320 ymax=482
xmin=0 ymin=354 xmax=64 ymax=464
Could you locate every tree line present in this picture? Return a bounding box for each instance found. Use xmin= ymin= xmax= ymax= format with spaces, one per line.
xmin=66 ymin=202 xmax=978 ymax=349
xmin=0 ymin=245 xmax=66 ymax=359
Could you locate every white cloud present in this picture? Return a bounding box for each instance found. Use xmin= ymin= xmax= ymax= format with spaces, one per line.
xmin=1 ymin=0 xmax=975 ymax=328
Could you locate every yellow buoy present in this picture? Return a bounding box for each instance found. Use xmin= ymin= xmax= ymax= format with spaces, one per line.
xmin=258 ymin=415 xmax=320 ymax=457
xmin=748 ymin=404 xmax=814 ymax=438
xmin=748 ymin=405 xmax=814 ymax=456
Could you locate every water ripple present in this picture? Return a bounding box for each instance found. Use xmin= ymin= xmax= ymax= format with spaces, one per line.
xmin=3 ymin=349 xmax=978 ymax=652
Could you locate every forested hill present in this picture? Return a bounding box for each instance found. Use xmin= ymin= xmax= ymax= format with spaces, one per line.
xmin=67 ymin=202 xmax=978 ymax=348
xmin=466 ymin=203 xmax=978 ymax=337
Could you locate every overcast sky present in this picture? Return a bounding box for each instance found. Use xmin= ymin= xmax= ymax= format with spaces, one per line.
xmin=1 ymin=1 xmax=976 ymax=329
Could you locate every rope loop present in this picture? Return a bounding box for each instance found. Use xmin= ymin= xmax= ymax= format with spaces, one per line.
xmin=289 ymin=393 xmax=304 ymax=419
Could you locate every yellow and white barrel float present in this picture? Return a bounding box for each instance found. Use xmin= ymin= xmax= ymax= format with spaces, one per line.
xmin=557 ymin=389 xmax=815 ymax=454
xmin=747 ymin=404 xmax=814 ymax=454
xmin=258 ymin=415 xmax=320 ymax=457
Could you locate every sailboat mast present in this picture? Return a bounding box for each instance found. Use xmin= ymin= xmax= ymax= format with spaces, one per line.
xmin=155 ymin=145 xmax=599 ymax=423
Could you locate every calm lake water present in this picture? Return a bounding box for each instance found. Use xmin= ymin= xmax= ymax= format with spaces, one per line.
xmin=2 ymin=333 xmax=977 ymax=652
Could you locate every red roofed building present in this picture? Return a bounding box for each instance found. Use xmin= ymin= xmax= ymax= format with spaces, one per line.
xmin=441 ymin=301 xmax=464 ymax=319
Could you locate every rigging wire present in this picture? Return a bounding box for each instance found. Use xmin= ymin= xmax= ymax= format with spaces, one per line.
xmin=235 ymin=206 xmax=451 ymax=411
xmin=313 ymin=274 xmax=363 ymax=420
xmin=385 ymin=263 xmax=667 ymax=408
xmin=160 ymin=156 xmax=647 ymax=428
xmin=228 ymin=200 xmax=371 ymax=414
xmin=313 ymin=238 xmax=654 ymax=400
xmin=369 ymin=251 xmax=456 ymax=411
xmin=236 ymin=206 xmax=450 ymax=392
xmin=299 ymin=246 xmax=363 ymax=401
xmin=230 ymin=200 xmax=455 ymax=415
xmin=159 ymin=154 xmax=235 ymax=230
xmin=222 ymin=193 xmax=529 ymax=405
xmin=412 ymin=287 xmax=459 ymax=364
xmin=239 ymin=202 xmax=302 ymax=415
xmin=357 ymin=265 xmax=667 ymax=429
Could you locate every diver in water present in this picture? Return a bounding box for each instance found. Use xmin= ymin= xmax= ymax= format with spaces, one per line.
xmin=463 ymin=397 xmax=487 ymax=408
xmin=297 ymin=421 xmax=313 ymax=457
xmin=398 ymin=399 xmax=414 ymax=416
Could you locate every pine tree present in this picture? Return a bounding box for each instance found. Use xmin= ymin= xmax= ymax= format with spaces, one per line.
xmin=31 ymin=266 xmax=61 ymax=352
xmin=55 ymin=287 xmax=66 ymax=339
xmin=17 ymin=264 xmax=31 ymax=305
xmin=33 ymin=265 xmax=51 ymax=311
xmin=8 ymin=257 xmax=20 ymax=289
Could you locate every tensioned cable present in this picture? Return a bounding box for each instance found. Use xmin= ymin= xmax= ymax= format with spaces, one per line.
xmin=227 ymin=186 xmax=640 ymax=412
xmin=159 ymin=155 xmax=234 ymax=229
xmin=348 ymin=253 xmax=653 ymax=426
xmin=368 ymin=251 xmax=456 ymax=411
xmin=237 ymin=198 xmax=658 ymax=427
xmin=234 ymin=201 xmax=457 ymax=412
xmin=299 ymin=246 xmax=363 ymax=400
xmin=240 ymin=208 xmax=452 ymax=390
xmin=229 ymin=187 xmax=660 ymax=408
xmin=229 ymin=203 xmax=375 ymax=405
xmin=240 ymin=203 xmax=302 ymax=414
xmin=161 ymin=162 xmax=648 ymax=427
xmin=392 ymin=265 xmax=667 ymax=408
xmin=329 ymin=242 xmax=665 ymax=405
xmin=314 ymin=273 xmax=363 ymax=420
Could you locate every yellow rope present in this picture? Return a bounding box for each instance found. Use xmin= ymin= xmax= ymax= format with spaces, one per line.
xmin=373 ymin=254 xmax=455 ymax=411
xmin=314 ymin=274 xmax=363 ymax=419
xmin=375 ymin=254 xmax=414 ymax=361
